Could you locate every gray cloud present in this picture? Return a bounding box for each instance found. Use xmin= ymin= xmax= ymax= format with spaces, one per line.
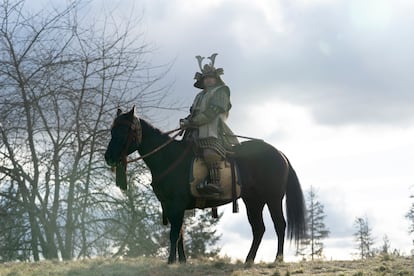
xmin=139 ymin=0 xmax=414 ymax=126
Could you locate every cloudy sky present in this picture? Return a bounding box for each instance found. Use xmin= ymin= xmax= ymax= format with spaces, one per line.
xmin=86 ymin=0 xmax=414 ymax=261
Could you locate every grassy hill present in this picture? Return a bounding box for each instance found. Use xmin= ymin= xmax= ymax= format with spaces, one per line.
xmin=0 ymin=255 xmax=413 ymax=275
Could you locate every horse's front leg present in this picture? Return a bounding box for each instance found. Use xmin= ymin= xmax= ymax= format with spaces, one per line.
xmin=167 ymin=209 xmax=186 ymax=264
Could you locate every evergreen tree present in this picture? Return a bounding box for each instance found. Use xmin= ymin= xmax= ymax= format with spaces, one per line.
xmin=380 ymin=234 xmax=391 ymax=255
xmin=184 ymin=209 xmax=222 ymax=258
xmin=0 ymin=185 xmax=31 ymax=262
xmin=297 ymin=186 xmax=330 ymax=260
xmin=406 ymin=194 xmax=414 ymax=251
xmin=353 ymin=216 xmax=375 ymax=259
xmin=104 ymin=165 xmax=168 ymax=258
xmin=105 ymin=167 xmax=222 ymax=259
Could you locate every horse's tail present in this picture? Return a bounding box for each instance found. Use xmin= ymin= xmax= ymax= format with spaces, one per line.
xmin=285 ymin=158 xmax=307 ymax=244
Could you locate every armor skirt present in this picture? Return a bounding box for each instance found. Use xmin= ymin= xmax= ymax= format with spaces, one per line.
xmin=196 ymin=137 xmax=226 ymax=158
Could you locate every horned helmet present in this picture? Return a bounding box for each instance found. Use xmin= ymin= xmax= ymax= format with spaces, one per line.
xmin=193 ymin=53 xmax=224 ymax=89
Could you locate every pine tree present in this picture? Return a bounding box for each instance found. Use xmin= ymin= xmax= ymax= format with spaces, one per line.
xmin=353 ymin=216 xmax=375 ymax=259
xmin=105 ymin=178 xmax=168 ymax=258
xmin=297 ymin=186 xmax=330 ymax=260
xmin=105 ymin=167 xmax=223 ymax=259
xmin=406 ymin=194 xmax=414 ymax=251
xmin=184 ymin=209 xmax=222 ymax=258
xmin=380 ymin=234 xmax=391 ymax=255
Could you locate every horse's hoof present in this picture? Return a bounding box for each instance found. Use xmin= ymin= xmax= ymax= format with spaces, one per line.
xmin=274 ymin=256 xmax=284 ymax=263
xmin=244 ymin=259 xmax=254 ymax=267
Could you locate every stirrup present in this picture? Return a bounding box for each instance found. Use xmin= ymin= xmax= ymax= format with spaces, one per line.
xmin=197 ymin=181 xmax=222 ymax=195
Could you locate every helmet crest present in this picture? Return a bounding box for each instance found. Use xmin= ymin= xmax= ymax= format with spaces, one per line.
xmin=193 ymin=53 xmax=224 ymax=89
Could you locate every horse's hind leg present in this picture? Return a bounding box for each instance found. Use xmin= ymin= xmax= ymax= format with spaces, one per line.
xmin=244 ymin=198 xmax=266 ymax=264
xmin=167 ymin=209 xmax=186 ymax=264
xmin=267 ymin=199 xmax=286 ymax=262
xmin=177 ymin=227 xmax=186 ymax=263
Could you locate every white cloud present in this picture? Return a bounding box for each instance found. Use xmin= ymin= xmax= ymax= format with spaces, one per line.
xmin=221 ymin=100 xmax=414 ymax=260
xmin=348 ymin=0 xmax=393 ymax=32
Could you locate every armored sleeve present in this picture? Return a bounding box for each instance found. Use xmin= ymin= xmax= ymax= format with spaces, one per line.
xmin=190 ymin=86 xmax=231 ymax=126
xmin=190 ymin=112 xmax=211 ymax=126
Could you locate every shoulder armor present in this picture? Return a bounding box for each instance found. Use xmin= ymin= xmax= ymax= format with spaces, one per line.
xmin=215 ymin=85 xmax=230 ymax=96
xmin=210 ymin=85 xmax=231 ymax=113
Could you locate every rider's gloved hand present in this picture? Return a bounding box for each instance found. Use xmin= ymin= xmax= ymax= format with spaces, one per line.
xmin=180 ymin=118 xmax=192 ymax=129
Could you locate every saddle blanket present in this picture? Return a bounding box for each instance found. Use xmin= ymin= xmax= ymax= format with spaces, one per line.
xmin=189 ymin=158 xmax=241 ymax=208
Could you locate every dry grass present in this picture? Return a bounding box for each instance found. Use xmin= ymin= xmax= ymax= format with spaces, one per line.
xmin=0 ymin=255 xmax=413 ymax=276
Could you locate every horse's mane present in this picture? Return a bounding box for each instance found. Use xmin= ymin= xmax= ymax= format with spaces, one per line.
xmin=139 ymin=118 xmax=168 ymax=137
xmin=139 ymin=118 xmax=184 ymax=144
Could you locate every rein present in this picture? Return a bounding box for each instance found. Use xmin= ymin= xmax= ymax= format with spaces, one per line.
xmin=151 ymin=144 xmax=192 ymax=183
xmin=111 ymin=115 xmax=262 ymax=194
xmin=127 ymin=127 xmax=183 ymax=163
xmin=224 ymin=133 xmax=264 ymax=141
xmin=126 ymin=128 xmax=262 ymax=164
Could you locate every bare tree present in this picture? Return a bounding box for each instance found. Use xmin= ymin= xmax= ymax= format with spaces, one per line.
xmin=0 ymin=0 xmax=169 ymax=261
xmin=0 ymin=0 xmax=222 ymax=262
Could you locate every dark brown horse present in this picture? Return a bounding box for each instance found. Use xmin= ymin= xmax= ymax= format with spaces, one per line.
xmin=104 ymin=107 xmax=306 ymax=264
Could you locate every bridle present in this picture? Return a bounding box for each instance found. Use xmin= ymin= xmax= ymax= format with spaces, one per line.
xmin=111 ymin=117 xmax=257 ymax=166
xmin=111 ymin=116 xmax=183 ymax=164
xmin=110 ymin=116 xmax=189 ymax=184
xmin=111 ymin=118 xmax=142 ymax=162
xmin=126 ymin=126 xmax=183 ymax=163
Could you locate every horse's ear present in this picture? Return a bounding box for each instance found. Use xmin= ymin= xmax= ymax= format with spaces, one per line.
xmin=128 ymin=105 xmax=135 ymax=118
xmin=117 ymin=108 xmax=123 ymax=117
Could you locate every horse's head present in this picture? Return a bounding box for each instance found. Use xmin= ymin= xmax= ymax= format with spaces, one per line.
xmin=104 ymin=106 xmax=142 ymax=167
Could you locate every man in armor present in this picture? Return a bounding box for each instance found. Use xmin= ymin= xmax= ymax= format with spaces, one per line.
xmin=180 ymin=54 xmax=239 ymax=195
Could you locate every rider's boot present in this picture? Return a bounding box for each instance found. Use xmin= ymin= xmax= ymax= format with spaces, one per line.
xmin=197 ymin=161 xmax=223 ymax=195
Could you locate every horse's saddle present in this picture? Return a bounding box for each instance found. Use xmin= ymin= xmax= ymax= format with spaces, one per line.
xmin=189 ymin=158 xmax=241 ymax=209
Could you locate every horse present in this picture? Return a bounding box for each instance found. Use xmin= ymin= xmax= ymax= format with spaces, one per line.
xmin=104 ymin=107 xmax=306 ymax=264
